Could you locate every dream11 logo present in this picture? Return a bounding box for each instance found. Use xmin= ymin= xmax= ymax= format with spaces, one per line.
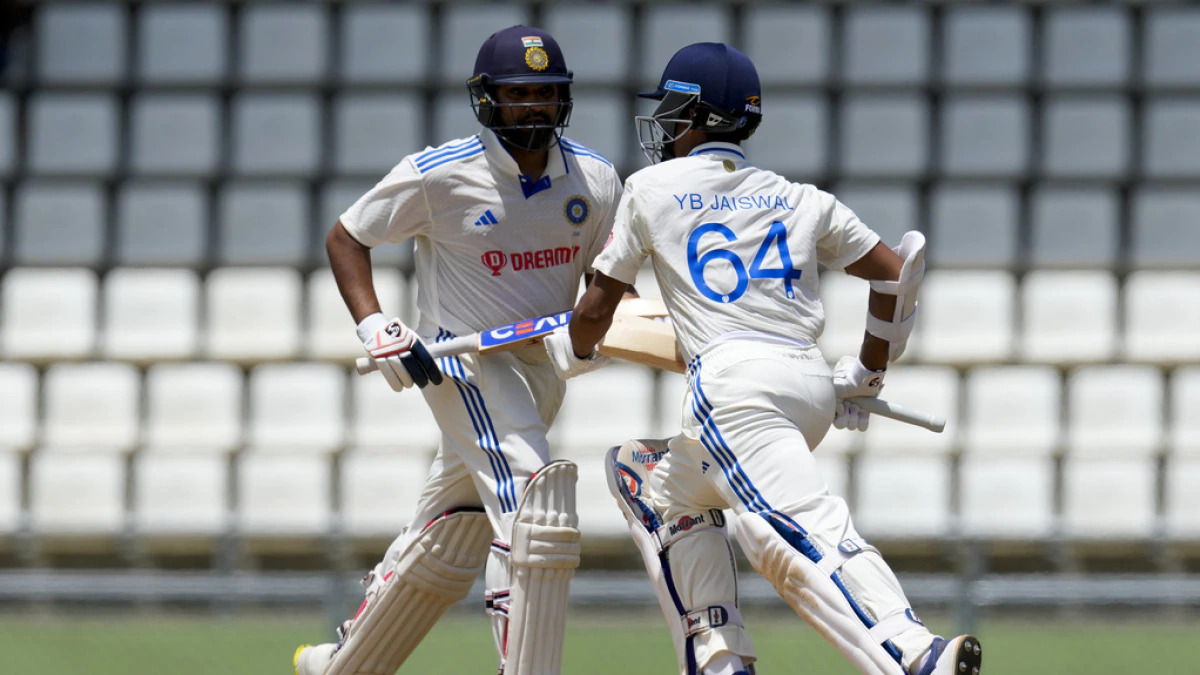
xmin=481 ymin=250 xmax=508 ymax=276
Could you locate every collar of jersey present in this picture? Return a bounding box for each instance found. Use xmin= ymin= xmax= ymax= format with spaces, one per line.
xmin=687 ymin=142 xmax=746 ymax=159
xmin=481 ymin=127 xmax=570 ymax=182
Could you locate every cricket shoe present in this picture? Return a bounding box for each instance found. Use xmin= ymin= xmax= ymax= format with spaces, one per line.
xmin=912 ymin=634 xmax=981 ymax=675
xmin=294 ymin=642 xmax=336 ymax=675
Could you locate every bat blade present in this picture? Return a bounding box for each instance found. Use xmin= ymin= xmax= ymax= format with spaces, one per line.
xmin=598 ymin=316 xmax=684 ymax=373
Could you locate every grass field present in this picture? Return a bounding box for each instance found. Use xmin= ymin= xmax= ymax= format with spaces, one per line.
xmin=3 ymin=608 xmax=1196 ymax=674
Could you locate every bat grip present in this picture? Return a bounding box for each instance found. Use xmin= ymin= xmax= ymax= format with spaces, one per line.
xmin=354 ymin=335 xmax=480 ymax=377
xmin=846 ymin=396 xmax=946 ymax=433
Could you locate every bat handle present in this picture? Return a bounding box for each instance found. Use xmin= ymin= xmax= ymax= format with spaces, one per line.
xmin=354 ymin=335 xmax=478 ymax=378
xmin=846 ymin=396 xmax=946 ymax=433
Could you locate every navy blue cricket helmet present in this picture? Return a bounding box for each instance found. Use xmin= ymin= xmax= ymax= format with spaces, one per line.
xmin=468 ymin=25 xmax=573 ymax=151
xmin=637 ymin=42 xmax=762 ymax=163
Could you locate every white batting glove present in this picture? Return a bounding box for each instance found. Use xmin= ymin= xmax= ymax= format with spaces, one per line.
xmin=357 ymin=313 xmax=443 ymax=392
xmin=544 ymin=328 xmax=610 ymax=380
xmin=832 ymin=355 xmax=885 ymax=432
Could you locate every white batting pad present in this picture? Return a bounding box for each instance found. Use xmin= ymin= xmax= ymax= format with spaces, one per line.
xmin=866 ymin=230 xmax=925 ymax=362
xmin=503 ymin=460 xmax=581 ymax=675
xmin=606 ymin=440 xmax=756 ymax=675
xmin=322 ymin=509 xmax=492 ymax=675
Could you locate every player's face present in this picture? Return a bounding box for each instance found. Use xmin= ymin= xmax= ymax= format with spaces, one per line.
xmin=495 ymin=84 xmax=561 ymax=151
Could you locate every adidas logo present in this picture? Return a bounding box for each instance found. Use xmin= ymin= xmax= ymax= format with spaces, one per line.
xmin=474 ymin=209 xmax=499 ymax=226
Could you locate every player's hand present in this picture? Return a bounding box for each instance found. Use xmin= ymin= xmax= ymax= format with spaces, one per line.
xmin=358 ymin=313 xmax=443 ymax=392
xmin=832 ymin=355 xmax=885 ymax=432
xmin=544 ymin=328 xmax=610 ymax=380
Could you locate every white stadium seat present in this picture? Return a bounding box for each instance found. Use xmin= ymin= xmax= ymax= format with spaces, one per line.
xmin=552 ymin=363 xmax=656 ymax=452
xmin=29 ymin=451 xmax=126 ymax=536
xmin=815 ymin=272 xmax=871 ymax=366
xmin=1169 ymin=367 xmax=1200 ymax=457
xmin=914 ymin=270 xmax=1016 ymax=365
xmin=855 ymin=455 xmax=951 ymax=540
xmin=205 ymin=267 xmax=303 ymax=363
xmin=42 ymin=362 xmax=141 ymax=452
xmin=306 ymin=268 xmax=408 ymax=360
xmin=862 ymin=366 xmax=959 ymax=456
xmin=1019 ymin=270 xmax=1118 ymax=364
xmin=1065 ymin=365 xmax=1164 ymax=458
xmin=247 ymin=363 xmax=346 ymax=453
xmin=236 ymin=454 xmax=332 ymax=537
xmin=1122 ymin=271 xmax=1200 ymax=365
xmin=1164 ymin=456 xmax=1200 ymax=540
xmin=133 ymin=453 xmax=229 ymax=537
xmin=653 ymin=371 xmax=689 ymax=440
xmin=963 ymin=366 xmax=1062 ymax=457
xmin=959 ymin=456 xmax=1055 ymax=540
xmin=573 ymin=448 xmax=633 ymax=538
xmin=349 ymin=374 xmax=440 ymax=453
xmin=0 ymin=453 xmax=20 ymax=536
xmin=101 ymin=267 xmax=201 ymax=362
xmin=0 ymin=362 xmax=38 ymax=452
xmin=1061 ymin=457 xmax=1157 ymax=540
xmin=144 ymin=362 xmax=243 ymax=453
xmin=339 ymin=450 xmax=429 ymax=538
xmin=1 ymin=267 xmax=98 ymax=362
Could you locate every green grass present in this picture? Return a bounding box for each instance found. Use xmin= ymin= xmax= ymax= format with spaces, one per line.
xmin=2 ymin=609 xmax=1196 ymax=674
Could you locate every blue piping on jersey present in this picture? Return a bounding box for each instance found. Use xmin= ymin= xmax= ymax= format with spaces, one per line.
xmin=437 ymin=329 xmax=517 ymax=512
xmin=560 ymin=139 xmax=614 ymax=167
xmin=419 ymin=145 xmax=485 ymax=174
xmin=415 ymin=136 xmax=482 ymax=167
xmin=689 ymin=146 xmax=745 ymax=159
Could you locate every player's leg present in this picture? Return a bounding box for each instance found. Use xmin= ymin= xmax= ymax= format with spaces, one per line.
xmin=607 ymin=438 xmax=757 ymax=675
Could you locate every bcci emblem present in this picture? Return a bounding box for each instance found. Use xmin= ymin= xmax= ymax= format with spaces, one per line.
xmin=563 ymin=195 xmax=590 ymax=227
xmin=525 ymin=46 xmax=549 ymax=71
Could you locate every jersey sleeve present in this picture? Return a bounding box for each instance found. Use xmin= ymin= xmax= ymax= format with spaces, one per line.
xmin=813 ymin=187 xmax=881 ymax=271
xmin=590 ymin=178 xmax=649 ymax=285
xmin=582 ymin=169 xmax=624 ymax=274
xmin=339 ymin=158 xmax=432 ymax=247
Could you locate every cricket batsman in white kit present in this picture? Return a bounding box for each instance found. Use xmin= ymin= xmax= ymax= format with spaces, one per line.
xmin=295 ymin=25 xmax=622 ymax=675
xmin=544 ymin=43 xmax=982 ymax=675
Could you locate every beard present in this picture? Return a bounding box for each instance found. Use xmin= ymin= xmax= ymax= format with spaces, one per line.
xmin=502 ymin=124 xmax=557 ymax=152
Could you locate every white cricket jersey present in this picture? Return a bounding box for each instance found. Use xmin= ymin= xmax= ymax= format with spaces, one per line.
xmin=593 ymin=142 xmax=879 ymax=362
xmin=341 ymin=128 xmax=621 ymax=336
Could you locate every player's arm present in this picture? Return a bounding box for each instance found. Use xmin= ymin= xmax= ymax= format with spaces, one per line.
xmin=570 ymin=271 xmax=628 ymax=357
xmin=843 ymin=242 xmax=902 ymax=372
xmin=326 ymin=220 xmax=382 ymax=323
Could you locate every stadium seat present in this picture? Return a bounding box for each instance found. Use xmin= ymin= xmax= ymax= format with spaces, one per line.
xmin=1169 ymin=367 xmax=1200 ymax=457
xmin=216 ymin=182 xmax=309 ymax=266
xmin=101 ymin=268 xmax=200 ymax=362
xmin=432 ymin=89 xmax=481 ymax=146
xmin=0 ymin=93 xmax=14 ymax=176
xmin=654 ymin=370 xmax=689 ymax=440
xmin=339 ymin=4 xmax=428 ymax=84
xmin=1043 ymin=7 xmax=1130 ymax=87
xmin=12 ymin=181 xmax=105 ymax=266
xmin=318 ymin=181 xmax=415 ymax=270
xmin=815 ymin=272 xmax=870 ymax=367
xmin=1131 ymin=187 xmax=1200 ymax=269
xmin=237 ymin=3 xmax=327 ymax=84
xmin=27 ymin=93 xmax=118 ymax=175
xmin=939 ymin=96 xmax=1030 ymax=178
xmin=36 ymin=1 xmax=125 ymax=83
xmin=307 ymin=267 xmax=408 ymax=360
xmin=912 ymin=270 xmax=1016 ymax=365
xmin=1164 ymin=456 xmax=1200 ymax=540
xmin=1 ymin=267 xmax=98 ymax=362
xmin=862 ymin=366 xmax=959 ymax=456
xmin=1122 ymin=271 xmax=1200 ymax=365
xmin=129 ymin=94 xmax=220 ymax=175
xmin=639 ymin=5 xmax=731 ymax=85
xmin=144 ymin=362 xmax=243 ymax=453
xmin=745 ymin=95 xmax=827 ymax=178
xmin=1041 ymin=97 xmax=1130 ymax=179
xmin=942 ymin=5 xmax=1030 ymax=86
xmin=1143 ymin=8 xmax=1200 ymax=88
xmin=247 ymin=363 xmax=346 ymax=454
xmin=0 ymin=452 xmax=18 ymax=536
xmin=236 ymin=454 xmax=332 ymax=537
xmin=114 ymin=182 xmax=208 ymax=267
xmin=1065 ymin=365 xmax=1164 ymax=458
xmin=133 ymin=453 xmax=229 ymax=538
xmin=42 ymin=362 xmax=140 ymax=452
xmin=230 ymin=94 xmax=320 ymax=176
xmin=339 ymin=449 xmax=430 ymax=539
xmin=963 ymin=366 xmax=1062 ymax=457
xmin=833 ymin=184 xmax=918 ymax=248
xmin=1019 ymin=271 xmax=1118 ymax=364
xmin=544 ymin=4 xmax=632 ymax=85
xmin=440 ymin=5 xmax=531 ymax=84
xmin=855 ymin=455 xmax=951 ymax=540
xmin=553 ymin=363 xmax=657 ymax=452
xmin=843 ymin=5 xmax=929 ymax=86
xmin=744 ymin=5 xmax=829 ymax=85
xmin=136 ymin=3 xmax=227 ymax=84
xmin=839 ymin=95 xmax=928 ymax=178
xmin=28 ymin=451 xmax=126 ymax=537
xmin=348 ymin=366 xmax=441 ymax=453
xmin=929 ymin=185 xmax=1019 ymax=268
xmin=1144 ymin=99 xmax=1200 ymax=178
xmin=1029 ymin=187 xmax=1119 ymax=269
xmin=204 ymin=267 xmax=303 ymax=363
xmin=333 ymin=93 xmax=422 ymax=175
xmin=959 ymin=456 xmax=1055 ymax=540
xmin=1061 ymin=457 xmax=1157 ymax=540
xmin=562 ymin=93 xmax=625 ymax=170
xmin=572 ymin=447 xmax=631 ymax=538
xmin=0 ymin=362 xmax=37 ymax=452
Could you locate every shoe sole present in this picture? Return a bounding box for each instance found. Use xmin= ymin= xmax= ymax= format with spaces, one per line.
xmin=947 ymin=635 xmax=982 ymax=675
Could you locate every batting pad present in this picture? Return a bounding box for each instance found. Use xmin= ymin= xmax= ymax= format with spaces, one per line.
xmin=503 ymin=460 xmax=581 ymax=675
xmin=735 ymin=512 xmax=923 ymax=675
xmin=606 ymin=440 xmax=756 ymax=675
xmin=323 ymin=509 xmax=492 ymax=675
xmin=866 ymin=230 xmax=925 ymax=363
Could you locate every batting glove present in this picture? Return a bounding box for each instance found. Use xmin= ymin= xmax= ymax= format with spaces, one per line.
xmin=357 ymin=313 xmax=443 ymax=392
xmin=832 ymin=355 xmax=885 ymax=432
xmin=544 ymin=328 xmax=610 ymax=380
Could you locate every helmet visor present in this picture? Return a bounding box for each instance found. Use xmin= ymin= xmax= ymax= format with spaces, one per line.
xmin=635 ymin=89 xmax=696 ymax=164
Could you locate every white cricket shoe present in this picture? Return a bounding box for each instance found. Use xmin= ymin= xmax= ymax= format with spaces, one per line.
xmin=294 ymin=642 xmax=336 ymax=675
xmin=912 ymin=634 xmax=982 ymax=675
